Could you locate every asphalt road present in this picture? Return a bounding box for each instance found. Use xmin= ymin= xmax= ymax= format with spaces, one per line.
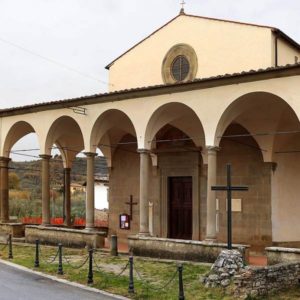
xmin=0 ymin=261 xmax=121 ymax=300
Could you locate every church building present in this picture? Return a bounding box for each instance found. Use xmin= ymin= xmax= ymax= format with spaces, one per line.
xmin=1 ymin=9 xmax=300 ymax=255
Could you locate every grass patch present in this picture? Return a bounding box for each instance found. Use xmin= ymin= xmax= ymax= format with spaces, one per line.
xmin=1 ymin=243 xmax=300 ymax=299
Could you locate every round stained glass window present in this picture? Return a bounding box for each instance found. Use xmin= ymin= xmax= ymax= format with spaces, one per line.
xmin=171 ymin=55 xmax=190 ymax=82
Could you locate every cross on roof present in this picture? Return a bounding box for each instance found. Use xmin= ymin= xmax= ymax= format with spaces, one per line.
xmin=180 ymin=0 xmax=186 ymax=14
xmin=211 ymin=164 xmax=249 ymax=250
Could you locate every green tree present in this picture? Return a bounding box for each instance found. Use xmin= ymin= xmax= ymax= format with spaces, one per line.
xmin=9 ymin=172 xmax=20 ymax=190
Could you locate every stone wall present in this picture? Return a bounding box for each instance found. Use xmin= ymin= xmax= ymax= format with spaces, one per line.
xmin=108 ymin=145 xmax=141 ymax=242
xmin=266 ymin=247 xmax=300 ymax=265
xmin=0 ymin=223 xmax=25 ymax=238
xmin=233 ymin=263 xmax=300 ymax=298
xmin=25 ymin=225 xmax=105 ymax=248
xmin=128 ymin=236 xmax=249 ymax=263
xmin=217 ymin=124 xmax=272 ymax=250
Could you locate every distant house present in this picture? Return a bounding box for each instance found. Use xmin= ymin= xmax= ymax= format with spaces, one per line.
xmin=82 ymin=178 xmax=109 ymax=210
xmin=70 ymin=183 xmax=85 ymax=194
xmin=95 ymin=179 xmax=109 ymax=210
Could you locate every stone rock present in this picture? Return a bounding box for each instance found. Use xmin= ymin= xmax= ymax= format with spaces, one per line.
xmin=208 ymin=274 xmax=219 ymax=281
xmin=202 ymin=249 xmax=246 ymax=289
xmin=221 ymin=279 xmax=231 ymax=287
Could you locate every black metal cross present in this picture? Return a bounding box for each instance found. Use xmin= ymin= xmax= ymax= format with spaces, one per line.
xmin=125 ymin=195 xmax=138 ymax=221
xmin=211 ymin=164 xmax=248 ymax=250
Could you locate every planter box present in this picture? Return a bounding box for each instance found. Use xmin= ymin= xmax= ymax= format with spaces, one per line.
xmin=25 ymin=225 xmax=106 ymax=248
xmin=128 ymin=236 xmax=249 ymax=263
xmin=266 ymin=247 xmax=300 ymax=265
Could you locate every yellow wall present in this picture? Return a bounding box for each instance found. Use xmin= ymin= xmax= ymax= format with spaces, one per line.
xmin=277 ymin=37 xmax=300 ymax=66
xmin=108 ymin=15 xmax=273 ymax=91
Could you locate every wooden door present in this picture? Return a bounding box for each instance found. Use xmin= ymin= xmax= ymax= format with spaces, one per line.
xmin=168 ymin=177 xmax=192 ymax=240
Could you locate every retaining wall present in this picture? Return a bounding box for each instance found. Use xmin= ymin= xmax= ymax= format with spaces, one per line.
xmin=25 ymin=225 xmax=105 ymax=248
xmin=128 ymin=236 xmax=249 ymax=263
xmin=266 ymin=247 xmax=300 ymax=265
xmin=233 ymin=263 xmax=300 ymax=298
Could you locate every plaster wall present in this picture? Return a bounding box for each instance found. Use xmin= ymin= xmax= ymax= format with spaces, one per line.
xmin=108 ymin=15 xmax=273 ymax=91
xmin=1 ymin=75 xmax=300 ymax=154
xmin=272 ymin=144 xmax=300 ymax=242
xmin=277 ymin=38 xmax=300 ymax=66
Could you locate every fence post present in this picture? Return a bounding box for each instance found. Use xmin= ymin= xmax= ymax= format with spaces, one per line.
xmin=8 ymin=234 xmax=13 ymax=259
xmin=128 ymin=256 xmax=135 ymax=294
xmin=178 ymin=264 xmax=185 ymax=300
xmin=110 ymin=235 xmax=118 ymax=256
xmin=87 ymin=249 xmax=94 ymax=285
xmin=34 ymin=239 xmax=40 ymax=267
xmin=57 ymin=243 xmax=63 ymax=275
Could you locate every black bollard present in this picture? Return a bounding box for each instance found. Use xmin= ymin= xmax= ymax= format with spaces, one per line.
xmin=110 ymin=235 xmax=118 ymax=257
xmin=57 ymin=243 xmax=63 ymax=275
xmin=87 ymin=249 xmax=94 ymax=285
xmin=34 ymin=239 xmax=40 ymax=267
xmin=178 ymin=264 xmax=185 ymax=300
xmin=128 ymin=256 xmax=135 ymax=294
xmin=8 ymin=234 xmax=13 ymax=259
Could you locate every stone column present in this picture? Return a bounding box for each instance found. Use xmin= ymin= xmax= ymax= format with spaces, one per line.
xmin=0 ymin=157 xmax=11 ymax=223
xmin=63 ymin=168 xmax=71 ymax=226
xmin=40 ymin=155 xmax=51 ymax=226
xmin=138 ymin=149 xmax=150 ymax=236
xmin=85 ymin=152 xmax=97 ymax=230
xmin=206 ymin=146 xmax=219 ymax=240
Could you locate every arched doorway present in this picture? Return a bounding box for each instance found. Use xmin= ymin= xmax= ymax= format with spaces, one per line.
xmin=145 ymin=102 xmax=205 ymax=240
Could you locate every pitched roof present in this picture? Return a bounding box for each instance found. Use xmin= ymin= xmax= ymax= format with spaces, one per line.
xmin=105 ymin=13 xmax=300 ymax=70
xmin=1 ymin=63 xmax=300 ymax=117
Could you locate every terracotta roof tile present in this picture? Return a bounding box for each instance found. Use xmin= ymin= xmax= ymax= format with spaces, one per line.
xmin=1 ymin=63 xmax=300 ymax=116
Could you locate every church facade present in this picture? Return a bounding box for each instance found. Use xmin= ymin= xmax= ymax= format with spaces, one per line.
xmin=1 ymin=11 xmax=300 ymax=251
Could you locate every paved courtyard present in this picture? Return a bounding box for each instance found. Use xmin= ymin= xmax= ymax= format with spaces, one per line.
xmin=0 ymin=261 xmax=121 ymax=300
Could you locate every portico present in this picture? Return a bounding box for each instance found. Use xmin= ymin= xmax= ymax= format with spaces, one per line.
xmin=0 ymin=12 xmax=300 ymax=254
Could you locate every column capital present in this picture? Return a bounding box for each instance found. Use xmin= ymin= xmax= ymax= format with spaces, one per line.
xmin=84 ymin=152 xmax=98 ymax=158
xmin=137 ymin=149 xmax=151 ymax=154
xmin=39 ymin=154 xmax=52 ymax=160
xmin=0 ymin=156 xmax=11 ymax=163
xmin=206 ymin=146 xmax=220 ymax=153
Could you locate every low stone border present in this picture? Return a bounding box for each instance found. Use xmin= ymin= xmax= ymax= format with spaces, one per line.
xmin=266 ymin=246 xmax=300 ymax=265
xmin=0 ymin=223 xmax=25 ymax=238
xmin=25 ymin=225 xmax=106 ymax=248
xmin=128 ymin=235 xmax=249 ymax=263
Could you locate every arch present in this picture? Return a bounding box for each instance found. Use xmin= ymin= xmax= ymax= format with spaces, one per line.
xmin=144 ymin=102 xmax=206 ymax=150
xmin=214 ymin=92 xmax=300 ymax=161
xmin=44 ymin=116 xmax=85 ymax=168
xmin=2 ymin=121 xmax=40 ymax=157
xmin=90 ymin=109 xmax=137 ymax=167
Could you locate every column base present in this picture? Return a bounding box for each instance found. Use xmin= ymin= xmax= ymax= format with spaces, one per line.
xmin=0 ymin=219 xmax=10 ymax=224
xmin=138 ymin=232 xmax=151 ymax=237
xmin=205 ymin=237 xmax=217 ymax=243
xmin=41 ymin=223 xmax=51 ymax=227
xmin=84 ymin=226 xmax=96 ymax=232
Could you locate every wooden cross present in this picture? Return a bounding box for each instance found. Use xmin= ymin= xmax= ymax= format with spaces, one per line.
xmin=125 ymin=195 xmax=138 ymax=221
xmin=211 ymin=164 xmax=248 ymax=250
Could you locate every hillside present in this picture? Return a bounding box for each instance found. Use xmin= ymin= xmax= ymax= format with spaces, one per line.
xmin=10 ymin=156 xmax=108 ymax=194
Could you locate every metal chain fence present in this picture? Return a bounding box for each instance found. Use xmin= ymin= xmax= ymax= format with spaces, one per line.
xmin=63 ymin=252 xmax=89 ymax=269
xmin=39 ymin=244 xmax=59 ymax=264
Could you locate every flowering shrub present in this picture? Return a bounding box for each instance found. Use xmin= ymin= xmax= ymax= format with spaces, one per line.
xmin=21 ymin=217 xmax=107 ymax=227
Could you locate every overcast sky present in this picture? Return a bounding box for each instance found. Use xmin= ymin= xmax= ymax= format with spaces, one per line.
xmin=1 ymin=0 xmax=300 ymax=109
